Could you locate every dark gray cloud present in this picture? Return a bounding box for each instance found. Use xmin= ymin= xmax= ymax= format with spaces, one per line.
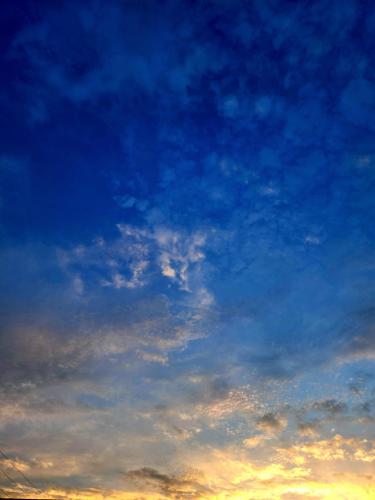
xmin=123 ymin=467 xmax=213 ymax=498
xmin=256 ymin=412 xmax=286 ymax=433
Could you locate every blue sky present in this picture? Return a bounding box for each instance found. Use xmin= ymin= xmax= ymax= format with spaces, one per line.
xmin=0 ymin=1 xmax=374 ymax=498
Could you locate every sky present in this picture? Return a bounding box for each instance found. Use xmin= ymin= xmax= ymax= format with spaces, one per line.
xmin=0 ymin=0 xmax=374 ymax=499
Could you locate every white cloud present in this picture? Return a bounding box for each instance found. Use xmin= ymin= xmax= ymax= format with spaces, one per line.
xmin=304 ymin=235 xmax=321 ymax=245
xmin=154 ymin=227 xmax=206 ymax=291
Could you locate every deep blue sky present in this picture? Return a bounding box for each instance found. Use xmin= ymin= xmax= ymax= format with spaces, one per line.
xmin=0 ymin=1 xmax=374 ymax=498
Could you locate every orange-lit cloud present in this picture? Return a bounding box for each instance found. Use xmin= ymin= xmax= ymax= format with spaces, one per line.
xmin=278 ymin=434 xmax=375 ymax=464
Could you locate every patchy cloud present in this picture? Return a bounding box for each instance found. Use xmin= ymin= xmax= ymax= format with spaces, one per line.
xmin=256 ymin=412 xmax=288 ymax=435
xmin=123 ymin=467 xmax=213 ymax=498
xmin=0 ymin=0 xmax=374 ymax=497
xmin=312 ymin=399 xmax=348 ymax=416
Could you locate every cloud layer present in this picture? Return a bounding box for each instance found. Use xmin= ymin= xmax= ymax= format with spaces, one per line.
xmin=0 ymin=0 xmax=374 ymax=498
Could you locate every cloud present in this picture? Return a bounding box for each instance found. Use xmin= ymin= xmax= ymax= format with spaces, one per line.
xmin=139 ymin=374 xmax=259 ymax=434
xmin=1 ymin=1 xmax=374 ymax=497
xmin=312 ymin=399 xmax=348 ymax=416
xmin=8 ymin=0 xmax=229 ymax=117
xmin=278 ymin=434 xmax=375 ymax=464
xmin=243 ymin=434 xmax=270 ymax=448
xmin=256 ymin=412 xmax=287 ymax=434
xmin=297 ymin=422 xmax=320 ymax=438
xmin=123 ymin=467 xmax=212 ymax=498
xmin=60 ymin=223 xmax=210 ymax=297
xmin=122 ymin=446 xmax=315 ymax=498
xmin=154 ymin=227 xmax=206 ymax=291
xmin=59 ymin=225 xmax=151 ymax=291
xmin=348 ymin=371 xmax=374 ymax=395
